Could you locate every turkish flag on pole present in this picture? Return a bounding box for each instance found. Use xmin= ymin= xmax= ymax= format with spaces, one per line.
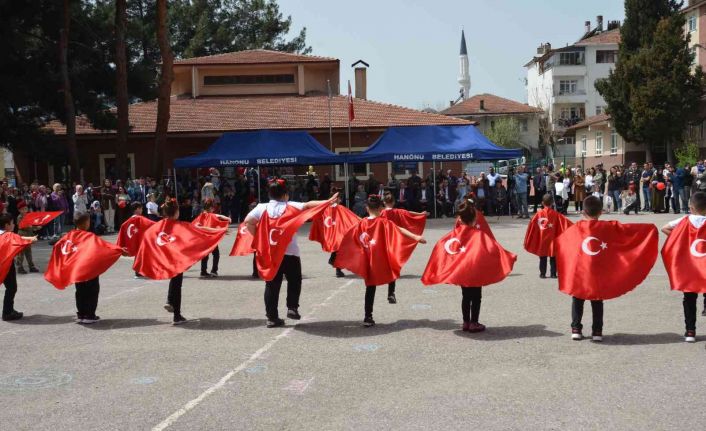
xmin=422 ymin=224 xmax=516 ymax=287
xmin=523 ymin=207 xmax=573 ymax=257
xmin=18 ymin=211 xmax=63 ymax=229
xmin=116 ymin=215 xmax=156 ymax=257
xmin=44 ymin=230 xmax=123 ymax=289
xmin=454 ymin=211 xmax=495 ymax=240
xmin=380 ymin=208 xmax=426 ymax=236
xmin=661 ymin=218 xmax=706 ymax=293
xmin=555 ymin=220 xmax=658 ymax=300
xmin=253 ymin=201 xmax=331 ymax=281
xmin=133 ymin=219 xmax=227 ymax=280
xmin=192 ymin=212 xmax=230 ymax=229
xmin=0 ymin=232 xmax=32 ymax=281
xmin=347 ymin=80 xmax=355 ymax=122
xmin=309 ymin=204 xmax=361 ymax=252
xmin=229 ymin=222 xmax=256 ymax=256
xmin=334 ymin=217 xmax=419 ymax=286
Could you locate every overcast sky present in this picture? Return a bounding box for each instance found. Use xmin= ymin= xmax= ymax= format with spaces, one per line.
xmin=277 ymin=0 xmax=625 ymax=109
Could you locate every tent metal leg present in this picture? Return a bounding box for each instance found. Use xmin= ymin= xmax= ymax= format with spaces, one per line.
xmin=433 ymin=161 xmax=437 ymax=218
xmin=343 ymin=162 xmax=349 ymax=207
xmin=256 ymin=165 xmax=261 ymax=203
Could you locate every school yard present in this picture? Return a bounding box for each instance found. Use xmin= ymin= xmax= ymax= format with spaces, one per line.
xmin=1 ymin=212 xmax=704 ymax=430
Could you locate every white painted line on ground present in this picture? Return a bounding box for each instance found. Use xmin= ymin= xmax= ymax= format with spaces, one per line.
xmin=151 ymin=279 xmax=355 ymax=431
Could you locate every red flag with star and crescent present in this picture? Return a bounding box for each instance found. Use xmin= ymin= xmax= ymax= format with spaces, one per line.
xmin=192 ymin=212 xmax=230 ymax=229
xmin=133 ymin=219 xmax=227 ymax=280
xmin=229 ymin=222 xmax=256 ymax=256
xmin=44 ymin=230 xmax=124 ymax=289
xmin=116 ymin=215 xmax=156 ymax=257
xmin=661 ymin=218 xmax=706 ymax=293
xmin=523 ymin=207 xmax=573 ymax=257
xmin=309 ymin=204 xmax=360 ymax=252
xmin=555 ymin=220 xmax=658 ymax=300
xmin=18 ymin=211 xmax=63 ymax=229
xmin=454 ymin=211 xmax=495 ymax=240
xmin=334 ymin=217 xmax=419 ymax=286
xmin=347 ymin=80 xmax=355 ymax=122
xmin=0 ymin=232 xmax=32 ymax=282
xmin=380 ymin=208 xmax=426 ymax=236
xmin=253 ymin=201 xmax=332 ymax=281
xmin=422 ymin=223 xmax=515 ymax=287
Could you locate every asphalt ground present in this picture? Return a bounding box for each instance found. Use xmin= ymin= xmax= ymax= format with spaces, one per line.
xmin=1 ymin=211 xmax=705 ymax=431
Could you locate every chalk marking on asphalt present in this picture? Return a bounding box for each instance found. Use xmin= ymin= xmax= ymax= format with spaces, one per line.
xmin=282 ymin=377 xmax=314 ymax=395
xmin=151 ymin=279 xmax=355 ymax=431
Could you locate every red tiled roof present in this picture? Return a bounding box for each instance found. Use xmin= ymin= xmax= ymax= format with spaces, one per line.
xmin=45 ymin=95 xmax=471 ymax=136
xmin=566 ymin=113 xmax=611 ymax=132
xmin=441 ymin=93 xmax=543 ymax=116
xmin=575 ymin=28 xmax=621 ymax=46
xmin=173 ymin=49 xmax=338 ymax=66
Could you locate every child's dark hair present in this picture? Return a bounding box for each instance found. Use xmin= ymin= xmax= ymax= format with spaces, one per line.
xmin=268 ymin=179 xmax=287 ymax=200
xmin=542 ymin=193 xmax=553 ymax=207
xmin=367 ymin=194 xmax=384 ymax=210
xmin=0 ymin=213 xmax=13 ymax=229
xmin=583 ymin=196 xmax=602 ymax=217
xmin=130 ymin=201 xmax=143 ymax=212
xmin=457 ymin=198 xmax=477 ymax=226
xmin=74 ymin=212 xmax=90 ymax=226
xmin=161 ymin=199 xmax=179 ymax=218
xmin=202 ymin=198 xmax=215 ymax=211
xmin=382 ymin=191 xmax=395 ymax=205
xmin=692 ymin=191 xmax=706 ymax=213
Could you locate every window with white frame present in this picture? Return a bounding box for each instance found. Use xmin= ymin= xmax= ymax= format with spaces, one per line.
xmin=388 ymin=161 xmax=423 ymax=180
xmin=596 ymin=106 xmax=604 ymax=115
xmin=596 ymin=50 xmax=618 ymax=64
xmin=559 ymin=80 xmax=578 ymax=95
xmin=581 ymin=134 xmax=587 ymax=156
xmin=519 ymin=118 xmax=528 ymax=132
xmin=610 ymin=130 xmax=618 ymax=155
xmin=595 ymin=131 xmax=603 ymax=156
xmin=689 ymin=15 xmax=697 ymax=32
xmin=335 ymin=148 xmax=370 ymax=181
xmin=559 ymin=51 xmax=584 ymax=65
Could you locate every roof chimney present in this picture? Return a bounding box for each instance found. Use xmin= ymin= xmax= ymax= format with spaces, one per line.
xmin=596 ymin=15 xmax=604 ymax=32
xmin=585 ymin=21 xmax=591 ymax=34
xmin=351 ymin=60 xmax=369 ymax=100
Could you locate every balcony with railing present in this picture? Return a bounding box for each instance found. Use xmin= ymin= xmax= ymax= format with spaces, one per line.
xmin=553 ymin=117 xmax=584 ymax=132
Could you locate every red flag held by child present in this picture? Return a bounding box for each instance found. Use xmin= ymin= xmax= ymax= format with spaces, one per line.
xmin=523 ymin=207 xmax=573 ymax=257
xmin=555 ymin=220 xmax=658 ymax=300
xmin=229 ymin=222 xmax=256 ymax=256
xmin=133 ymin=219 xmax=226 ymax=280
xmin=334 ymin=217 xmax=419 ymax=286
xmin=253 ymin=202 xmax=331 ymax=281
xmin=661 ymin=218 xmax=706 ymax=293
xmin=192 ymin=212 xmax=230 ymax=229
xmin=309 ymin=204 xmax=360 ymax=252
xmin=116 ymin=215 xmax=156 ymax=257
xmin=380 ymin=208 xmax=426 ymax=236
xmin=18 ymin=211 xmax=63 ymax=229
xmin=0 ymin=233 xmax=32 ymax=281
xmin=44 ymin=230 xmax=123 ymax=289
xmin=454 ymin=211 xmax=495 ymax=240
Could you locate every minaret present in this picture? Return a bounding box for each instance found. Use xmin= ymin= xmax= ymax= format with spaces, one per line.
xmin=458 ymin=29 xmax=471 ymax=100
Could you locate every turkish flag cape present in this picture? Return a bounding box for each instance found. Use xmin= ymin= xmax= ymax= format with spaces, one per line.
xmin=555 ymin=220 xmax=658 ymax=300
xmin=44 ymin=230 xmax=123 ymax=289
xmin=334 ymin=217 xmax=419 ymax=286
xmin=192 ymin=212 xmax=230 ymax=229
xmin=253 ymin=202 xmax=330 ymax=281
xmin=133 ymin=219 xmax=227 ymax=280
xmin=523 ymin=207 xmax=573 ymax=257
xmin=661 ymin=218 xmax=706 ymax=293
xmin=309 ymin=204 xmax=360 ymax=252
xmin=229 ymin=222 xmax=255 ymax=256
xmin=0 ymin=232 xmax=32 ymax=282
xmin=380 ymin=208 xmax=426 ymax=235
xmin=116 ymin=215 xmax=156 ymax=257
xmin=454 ymin=211 xmax=495 ymax=240
xmin=422 ymin=223 xmax=516 ymax=287
xmin=18 ymin=211 xmax=63 ymax=229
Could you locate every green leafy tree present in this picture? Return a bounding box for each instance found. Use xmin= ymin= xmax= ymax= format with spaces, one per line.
xmin=596 ymin=0 xmax=705 ymax=162
xmin=674 ymin=141 xmax=700 ymax=166
xmin=484 ymin=117 xmax=522 ymax=149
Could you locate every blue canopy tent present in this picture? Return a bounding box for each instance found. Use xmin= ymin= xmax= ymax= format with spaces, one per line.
xmin=173 ymin=130 xmax=344 ymax=200
xmin=346 ymin=125 xmax=523 ymax=216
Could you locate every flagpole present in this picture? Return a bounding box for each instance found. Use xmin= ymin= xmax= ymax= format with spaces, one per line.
xmin=327 ymin=79 xmax=335 ymax=194
xmin=346 ymin=80 xmax=354 ymax=207
xmin=433 ymin=161 xmax=437 ymax=218
xmin=256 ymin=165 xmax=261 ymax=203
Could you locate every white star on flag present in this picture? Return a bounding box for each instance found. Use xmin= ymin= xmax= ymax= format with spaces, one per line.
xmin=600 ymin=242 xmax=608 ymax=250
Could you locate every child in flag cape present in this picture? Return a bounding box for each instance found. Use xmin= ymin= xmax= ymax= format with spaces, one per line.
xmin=45 ymin=212 xmax=127 ymax=323
xmin=555 ymin=196 xmax=658 ymax=342
xmin=422 ymin=198 xmax=516 ymax=332
xmin=381 ymin=191 xmax=427 ymax=304
xmin=245 ymin=179 xmax=337 ymax=328
xmin=308 ymin=187 xmax=359 ymax=278
xmin=193 ymin=198 xmax=231 ymax=278
xmin=335 ymin=195 xmax=426 ymax=327
xmin=15 ymin=201 xmax=40 ymax=274
xmin=660 ymin=191 xmax=706 ymax=343
xmin=0 ymin=213 xmax=37 ymax=321
xmin=523 ymin=194 xmax=572 ymax=279
xmin=117 ymin=202 xmax=155 ymax=279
